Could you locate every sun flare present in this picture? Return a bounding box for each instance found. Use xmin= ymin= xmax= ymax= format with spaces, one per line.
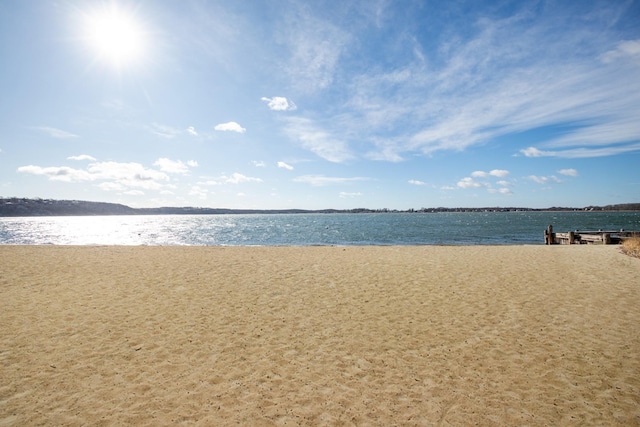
xmin=84 ymin=4 xmax=146 ymax=68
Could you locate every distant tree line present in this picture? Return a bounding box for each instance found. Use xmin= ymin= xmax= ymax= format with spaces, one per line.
xmin=1 ymin=197 xmax=639 ymax=217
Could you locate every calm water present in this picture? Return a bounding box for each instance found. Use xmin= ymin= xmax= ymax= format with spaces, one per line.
xmin=1 ymin=212 xmax=638 ymax=246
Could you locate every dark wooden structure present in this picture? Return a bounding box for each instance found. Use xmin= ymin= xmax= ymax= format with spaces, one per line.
xmin=544 ymin=225 xmax=638 ymax=245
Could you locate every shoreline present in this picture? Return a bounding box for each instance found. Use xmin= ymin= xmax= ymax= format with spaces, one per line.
xmin=2 ymin=245 xmax=639 ymax=425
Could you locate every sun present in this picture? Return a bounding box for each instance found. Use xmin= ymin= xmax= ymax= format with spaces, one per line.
xmin=83 ymin=3 xmax=146 ymax=69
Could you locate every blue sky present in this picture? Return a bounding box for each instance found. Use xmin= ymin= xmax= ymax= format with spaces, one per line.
xmin=1 ymin=0 xmax=639 ymax=209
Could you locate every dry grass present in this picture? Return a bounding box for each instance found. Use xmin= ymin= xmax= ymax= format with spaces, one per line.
xmin=622 ymin=235 xmax=640 ymax=258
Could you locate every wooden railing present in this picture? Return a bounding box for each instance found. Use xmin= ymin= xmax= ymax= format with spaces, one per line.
xmin=544 ymin=225 xmax=638 ymax=245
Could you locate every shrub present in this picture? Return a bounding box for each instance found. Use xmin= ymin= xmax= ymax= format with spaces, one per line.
xmin=622 ymin=236 xmax=640 ymax=259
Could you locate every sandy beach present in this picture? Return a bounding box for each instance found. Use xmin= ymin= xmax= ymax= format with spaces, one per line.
xmin=1 ymin=245 xmax=639 ymax=426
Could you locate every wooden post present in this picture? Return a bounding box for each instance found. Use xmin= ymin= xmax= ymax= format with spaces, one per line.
xmin=568 ymin=231 xmax=575 ymax=245
xmin=602 ymin=233 xmax=611 ymax=245
xmin=545 ymin=224 xmax=554 ymax=245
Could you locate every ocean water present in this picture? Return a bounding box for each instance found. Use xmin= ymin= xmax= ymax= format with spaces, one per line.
xmin=1 ymin=211 xmax=638 ymax=246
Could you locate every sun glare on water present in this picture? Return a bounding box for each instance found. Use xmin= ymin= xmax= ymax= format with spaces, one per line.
xmin=83 ymin=3 xmax=147 ymax=69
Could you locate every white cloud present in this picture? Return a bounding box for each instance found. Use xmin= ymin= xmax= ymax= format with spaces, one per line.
xmin=521 ymin=143 xmax=640 ymax=158
xmin=471 ymin=169 xmax=509 ymax=178
xmin=18 ymin=161 xmax=171 ymax=191
xmin=261 ymin=96 xmax=297 ymax=111
xmin=67 ymin=154 xmax=96 ymax=161
xmin=408 ymin=180 xmax=427 ymax=186
xmin=187 ymin=126 xmax=198 ymax=136
xmin=521 ymin=147 xmax=553 ymax=157
xmin=558 ymin=168 xmax=578 ymax=177
xmin=17 ymin=165 xmax=92 ymax=182
xmin=200 ymin=173 xmax=263 ymax=185
xmin=496 ymin=180 xmax=512 ymax=187
xmin=253 ymin=161 xmax=266 ymax=167
xmin=277 ymin=161 xmax=294 ymax=170
xmin=600 ymin=39 xmax=640 ymax=63
xmin=33 ymin=126 xmax=78 ymax=139
xmin=214 ymin=121 xmax=246 ymax=133
xmin=225 ymin=173 xmax=262 ymax=184
xmin=456 ymin=177 xmax=482 ymax=189
xmin=528 ymin=175 xmax=561 ymax=185
xmin=489 ymin=169 xmax=509 ymax=177
xmin=123 ymin=190 xmax=145 ymax=196
xmin=87 ymin=162 xmax=170 ymax=190
xmin=284 ymin=117 xmax=353 ymax=163
xmin=153 ymin=158 xmax=198 ymax=174
xmin=294 ymin=175 xmax=368 ymax=186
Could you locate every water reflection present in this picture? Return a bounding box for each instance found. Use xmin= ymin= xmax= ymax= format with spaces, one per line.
xmin=1 ymin=212 xmax=638 ymax=246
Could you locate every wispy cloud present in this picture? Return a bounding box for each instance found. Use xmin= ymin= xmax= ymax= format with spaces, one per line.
xmin=189 ymin=185 xmax=208 ymax=199
xmin=149 ymin=123 xmax=182 ymax=139
xmin=310 ymin=3 xmax=640 ymax=161
xmin=214 ymin=121 xmax=246 ymax=133
xmin=153 ymin=158 xmax=198 ymax=174
xmin=225 ymin=173 xmax=261 ymax=184
xmin=488 ymin=188 xmax=513 ymax=195
xmin=33 ymin=126 xmax=78 ymax=139
xmin=528 ymin=175 xmax=562 ymax=185
xmin=261 ymin=96 xmax=297 ymax=111
xmin=471 ymin=170 xmax=509 ymax=178
xmin=558 ymin=168 xmax=578 ymax=177
xmin=521 ymin=143 xmax=640 ymax=158
xmin=284 ymin=117 xmax=352 ymax=163
xmin=187 ymin=126 xmax=198 ymax=136
xmin=293 ymin=175 xmax=368 ymax=186
xmin=408 ymin=179 xmax=427 ymax=186
xmin=280 ymin=6 xmax=350 ymax=93
xmin=198 ymin=173 xmax=262 ymax=185
xmin=277 ymin=161 xmax=294 ymax=170
xmin=600 ymin=39 xmax=640 ymax=63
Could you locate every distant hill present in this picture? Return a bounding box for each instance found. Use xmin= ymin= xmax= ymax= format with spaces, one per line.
xmin=0 ymin=198 xmax=639 ymax=217
xmin=0 ymin=198 xmax=339 ymax=216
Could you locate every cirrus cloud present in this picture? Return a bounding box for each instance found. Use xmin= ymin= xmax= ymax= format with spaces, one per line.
xmin=33 ymin=126 xmax=78 ymax=139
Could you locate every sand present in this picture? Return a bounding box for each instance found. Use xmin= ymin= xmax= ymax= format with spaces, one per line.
xmin=1 ymin=245 xmax=639 ymax=426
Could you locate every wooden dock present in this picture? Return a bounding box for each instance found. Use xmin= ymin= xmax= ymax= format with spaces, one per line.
xmin=544 ymin=225 xmax=638 ymax=245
